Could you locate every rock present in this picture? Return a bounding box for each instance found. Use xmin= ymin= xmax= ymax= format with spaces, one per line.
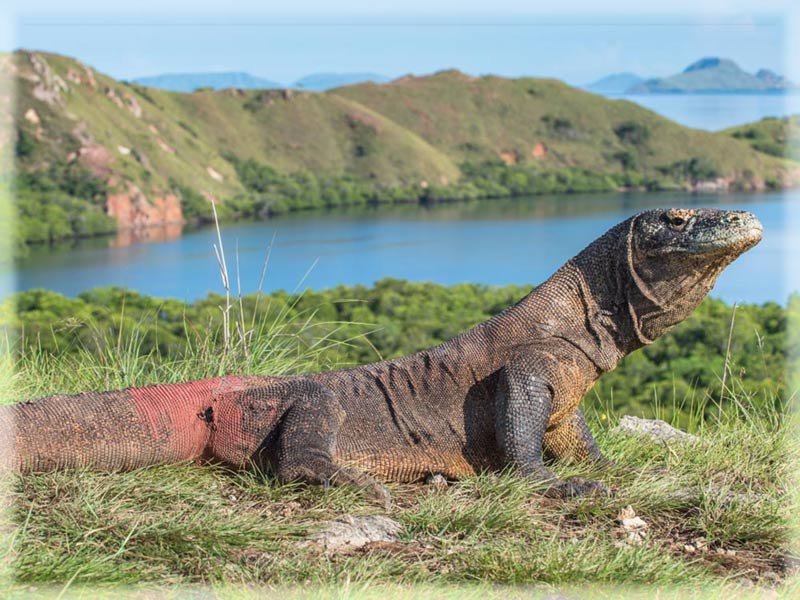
xmin=24 ymin=108 xmax=40 ymax=124
xmin=425 ymin=473 xmax=448 ymax=489
xmin=613 ymin=416 xmax=699 ymax=445
xmin=107 ymin=183 xmax=183 ymax=230
xmin=105 ymin=86 xmax=125 ymax=109
xmin=306 ymin=515 xmax=403 ymax=553
xmin=617 ymin=505 xmax=648 ymax=545
xmin=207 ymin=166 xmax=224 ymax=182
xmin=156 ymin=138 xmax=176 ymax=154
xmin=78 ymin=144 xmax=114 ymax=178
xmin=30 ymin=53 xmax=69 ymax=105
xmin=124 ymin=93 xmax=143 ymax=118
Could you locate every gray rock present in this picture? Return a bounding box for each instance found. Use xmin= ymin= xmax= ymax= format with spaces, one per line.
xmin=306 ymin=515 xmax=403 ymax=553
xmin=613 ymin=415 xmax=699 ymax=445
xmin=425 ymin=473 xmax=449 ymax=489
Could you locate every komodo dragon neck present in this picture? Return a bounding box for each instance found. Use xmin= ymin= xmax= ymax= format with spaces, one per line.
xmin=435 ymin=220 xmax=645 ymax=377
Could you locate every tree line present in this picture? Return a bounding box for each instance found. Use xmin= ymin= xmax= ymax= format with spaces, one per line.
xmin=4 ymin=279 xmax=795 ymax=426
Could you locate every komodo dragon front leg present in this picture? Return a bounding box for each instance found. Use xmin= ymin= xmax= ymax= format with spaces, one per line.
xmin=543 ymin=408 xmax=609 ymax=466
xmin=494 ymin=357 xmax=608 ymax=498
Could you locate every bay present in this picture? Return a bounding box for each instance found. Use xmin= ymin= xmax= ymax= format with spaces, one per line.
xmin=600 ymin=92 xmax=800 ymax=131
xmin=12 ymin=190 xmax=797 ymax=305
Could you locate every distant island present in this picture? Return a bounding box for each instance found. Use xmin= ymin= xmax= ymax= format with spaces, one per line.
xmin=584 ymin=72 xmax=644 ymax=95
xmin=132 ymin=71 xmax=390 ymax=92
xmin=293 ymin=72 xmax=390 ymax=91
xmin=586 ymin=57 xmax=795 ymax=94
xmin=131 ymin=72 xmax=282 ymax=92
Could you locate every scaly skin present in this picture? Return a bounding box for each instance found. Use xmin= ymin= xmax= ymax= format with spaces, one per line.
xmin=1 ymin=208 xmax=763 ymax=504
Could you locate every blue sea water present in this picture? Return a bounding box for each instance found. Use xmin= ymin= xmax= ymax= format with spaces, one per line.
xmin=12 ymin=191 xmax=797 ymax=305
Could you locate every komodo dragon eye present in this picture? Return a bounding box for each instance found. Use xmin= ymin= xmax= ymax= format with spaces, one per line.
xmin=662 ymin=211 xmax=690 ymax=231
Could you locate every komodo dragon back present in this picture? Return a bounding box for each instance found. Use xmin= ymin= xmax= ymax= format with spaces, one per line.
xmin=1 ymin=208 xmax=763 ymax=503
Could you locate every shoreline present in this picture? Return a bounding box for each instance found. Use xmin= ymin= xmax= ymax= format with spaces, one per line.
xmin=16 ymin=184 xmax=796 ymax=254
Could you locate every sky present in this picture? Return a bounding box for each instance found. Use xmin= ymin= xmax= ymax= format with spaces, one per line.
xmin=0 ymin=1 xmax=796 ymax=86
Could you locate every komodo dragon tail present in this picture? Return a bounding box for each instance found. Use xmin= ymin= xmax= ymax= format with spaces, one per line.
xmin=0 ymin=376 xmax=279 ymax=472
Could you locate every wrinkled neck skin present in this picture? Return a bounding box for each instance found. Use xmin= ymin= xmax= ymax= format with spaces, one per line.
xmin=490 ymin=218 xmax=725 ymax=374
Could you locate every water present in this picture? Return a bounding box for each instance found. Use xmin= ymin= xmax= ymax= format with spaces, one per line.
xmin=12 ymin=191 xmax=795 ymax=305
xmin=601 ymin=92 xmax=799 ymax=131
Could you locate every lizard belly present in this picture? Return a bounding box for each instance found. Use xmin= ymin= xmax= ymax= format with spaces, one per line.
xmin=335 ymin=446 xmax=478 ymax=482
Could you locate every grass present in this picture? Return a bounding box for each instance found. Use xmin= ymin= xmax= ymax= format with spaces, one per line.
xmin=724 ymin=116 xmax=800 ymax=160
xmin=0 ymin=326 xmax=796 ymax=598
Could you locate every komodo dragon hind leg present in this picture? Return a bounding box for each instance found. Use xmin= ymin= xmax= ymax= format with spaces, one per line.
xmin=495 ymin=361 xmax=607 ymax=499
xmin=273 ymin=380 xmax=392 ymax=510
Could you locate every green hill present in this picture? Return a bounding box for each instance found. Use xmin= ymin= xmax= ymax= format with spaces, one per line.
xmin=335 ymin=70 xmax=791 ymax=179
xmin=724 ymin=115 xmax=800 ymax=159
xmin=10 ymin=50 xmax=799 ymax=247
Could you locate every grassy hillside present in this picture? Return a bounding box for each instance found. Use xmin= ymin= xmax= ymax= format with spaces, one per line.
xmin=9 ymin=50 xmax=799 ymax=248
xmin=334 ymin=71 xmax=789 ymax=181
xmin=724 ymin=116 xmax=800 ymax=159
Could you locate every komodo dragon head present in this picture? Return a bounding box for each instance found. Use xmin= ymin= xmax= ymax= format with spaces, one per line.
xmin=619 ymin=207 xmax=762 ymax=343
xmin=571 ymin=207 xmax=763 ymax=351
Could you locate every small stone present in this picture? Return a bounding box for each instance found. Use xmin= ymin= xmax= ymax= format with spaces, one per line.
xmin=425 ymin=473 xmax=449 ymax=490
xmin=207 ymin=166 xmax=224 ymax=182
xmin=684 ymin=544 xmax=696 ymax=554
xmin=228 ymin=494 xmax=237 ymax=502
xmin=726 ymin=549 xmax=737 ymax=557
xmin=613 ymin=415 xmax=699 ymax=445
xmin=24 ymin=108 xmax=40 ymax=124
xmin=306 ymin=515 xmax=403 ymax=553
xmin=617 ymin=505 xmax=648 ymax=546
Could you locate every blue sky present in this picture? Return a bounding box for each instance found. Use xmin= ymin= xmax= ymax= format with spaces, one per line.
xmin=2 ymin=1 xmax=795 ymax=86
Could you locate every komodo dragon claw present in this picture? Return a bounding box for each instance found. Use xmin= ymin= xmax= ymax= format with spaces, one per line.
xmin=543 ymin=477 xmax=609 ymax=499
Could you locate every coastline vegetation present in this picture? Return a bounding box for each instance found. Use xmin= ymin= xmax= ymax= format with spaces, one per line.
xmin=3 ymin=279 xmax=795 ymax=427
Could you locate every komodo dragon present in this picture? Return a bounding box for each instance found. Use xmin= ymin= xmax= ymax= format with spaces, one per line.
xmin=1 ymin=208 xmax=762 ymax=504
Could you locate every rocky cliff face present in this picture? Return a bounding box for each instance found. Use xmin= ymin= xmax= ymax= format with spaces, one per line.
xmin=106 ymin=183 xmax=183 ymax=230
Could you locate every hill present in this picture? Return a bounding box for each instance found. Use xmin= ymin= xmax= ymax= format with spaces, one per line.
xmin=131 ymin=71 xmax=281 ymax=92
xmin=9 ymin=51 xmax=799 ymax=247
xmin=293 ymin=72 xmax=390 ymax=91
xmin=724 ymin=115 xmax=800 ymax=159
xmin=629 ymin=57 xmax=794 ymax=93
xmin=584 ymin=72 xmax=644 ymax=94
